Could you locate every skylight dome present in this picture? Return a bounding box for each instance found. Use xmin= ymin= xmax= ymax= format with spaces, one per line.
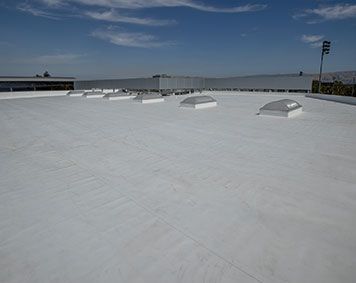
xmin=67 ymin=90 xmax=85 ymax=97
xmin=83 ymin=91 xmax=105 ymax=98
xmin=104 ymin=92 xmax=134 ymax=100
xmin=180 ymin=95 xmax=217 ymax=109
xmin=259 ymin=99 xmax=303 ymax=117
xmin=134 ymin=93 xmax=164 ymax=104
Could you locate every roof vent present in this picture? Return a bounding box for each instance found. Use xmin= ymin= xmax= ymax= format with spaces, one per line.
xmin=180 ymin=95 xmax=217 ymax=109
xmin=83 ymin=91 xmax=104 ymax=98
xmin=134 ymin=93 xmax=164 ymax=104
xmin=259 ymin=99 xmax=303 ymax=117
xmin=67 ymin=90 xmax=85 ymax=97
xmin=104 ymin=92 xmax=134 ymax=100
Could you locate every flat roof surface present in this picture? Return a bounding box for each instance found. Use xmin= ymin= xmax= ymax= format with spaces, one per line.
xmin=1 ymin=92 xmax=356 ymax=283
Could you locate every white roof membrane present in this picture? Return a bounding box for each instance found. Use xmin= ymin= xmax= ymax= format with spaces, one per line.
xmin=1 ymin=92 xmax=356 ymax=283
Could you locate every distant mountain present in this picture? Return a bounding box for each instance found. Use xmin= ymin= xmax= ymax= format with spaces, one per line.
xmin=320 ymin=71 xmax=356 ymax=84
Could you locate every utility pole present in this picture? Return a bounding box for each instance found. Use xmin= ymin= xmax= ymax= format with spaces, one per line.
xmin=318 ymin=41 xmax=331 ymax=93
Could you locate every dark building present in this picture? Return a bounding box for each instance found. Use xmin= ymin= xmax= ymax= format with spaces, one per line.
xmin=0 ymin=76 xmax=76 ymax=92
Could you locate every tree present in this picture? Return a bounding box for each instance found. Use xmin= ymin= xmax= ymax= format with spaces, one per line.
xmin=332 ymin=81 xmax=346 ymax=96
xmin=43 ymin=71 xmax=51 ymax=77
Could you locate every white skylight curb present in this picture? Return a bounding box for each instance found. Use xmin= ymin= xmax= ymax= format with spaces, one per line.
xmin=134 ymin=93 xmax=164 ymax=104
xmin=67 ymin=90 xmax=85 ymax=97
xmin=83 ymin=91 xmax=105 ymax=98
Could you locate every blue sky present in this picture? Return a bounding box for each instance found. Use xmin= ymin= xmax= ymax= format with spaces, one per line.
xmin=0 ymin=0 xmax=355 ymax=79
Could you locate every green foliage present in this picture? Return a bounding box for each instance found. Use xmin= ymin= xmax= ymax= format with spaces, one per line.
xmin=332 ymin=81 xmax=344 ymax=96
xmin=312 ymin=80 xmax=356 ymax=96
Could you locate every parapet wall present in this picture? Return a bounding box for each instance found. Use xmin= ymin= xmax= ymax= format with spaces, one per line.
xmin=0 ymin=91 xmax=69 ymax=100
xmin=306 ymin=94 xmax=356 ymax=106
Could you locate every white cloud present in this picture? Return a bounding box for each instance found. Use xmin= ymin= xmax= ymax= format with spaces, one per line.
xmin=39 ymin=0 xmax=63 ymax=6
xmin=27 ymin=53 xmax=85 ymax=64
xmin=173 ymin=2 xmax=267 ymax=13
xmin=294 ymin=3 xmax=356 ymax=23
xmin=301 ymin=34 xmax=325 ymax=49
xmin=307 ymin=4 xmax=356 ymax=20
xmin=301 ymin=34 xmax=324 ymax=43
xmin=17 ymin=3 xmax=59 ymax=19
xmin=91 ymin=28 xmax=173 ymax=48
xmin=23 ymin=0 xmax=267 ymax=28
xmin=85 ymin=9 xmax=176 ymax=26
xmin=24 ymin=1 xmax=267 ymax=49
xmin=38 ymin=0 xmax=267 ymax=13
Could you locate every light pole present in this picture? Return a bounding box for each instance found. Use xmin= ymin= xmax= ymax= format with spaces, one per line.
xmin=318 ymin=41 xmax=331 ymax=93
